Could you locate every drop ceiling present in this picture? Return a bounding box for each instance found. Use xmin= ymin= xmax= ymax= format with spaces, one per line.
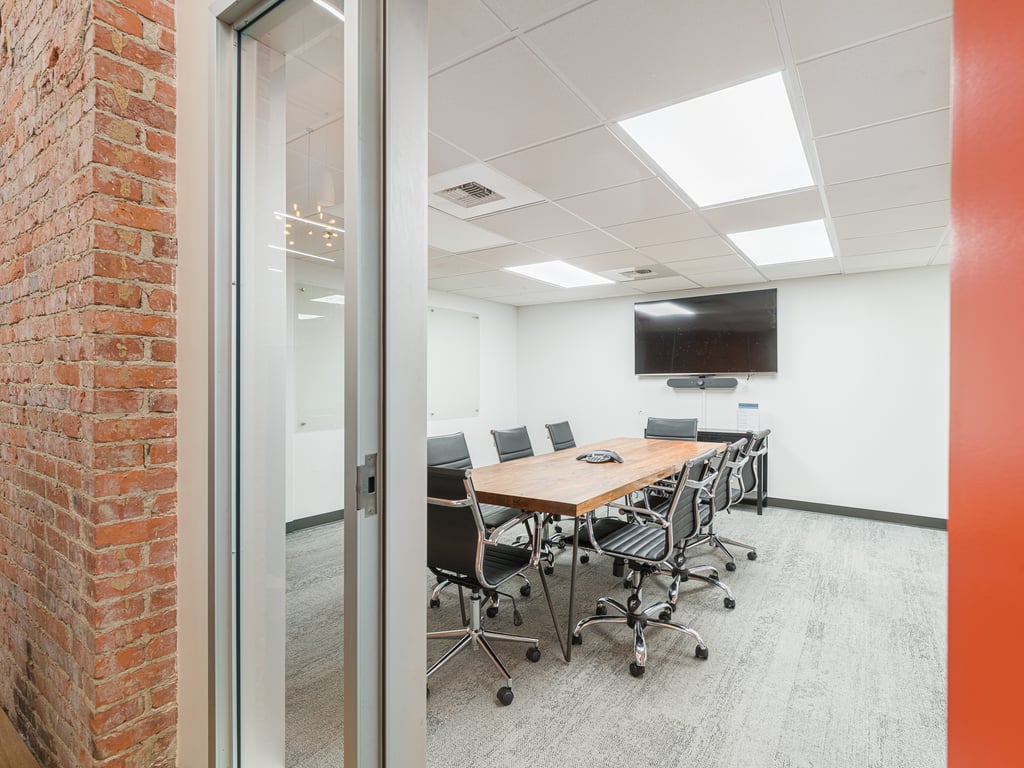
xmin=277 ymin=0 xmax=953 ymax=305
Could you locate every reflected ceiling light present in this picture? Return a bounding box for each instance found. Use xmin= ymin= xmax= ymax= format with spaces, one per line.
xmin=311 ymin=294 xmax=345 ymax=305
xmin=504 ymin=260 xmax=613 ymax=288
xmin=274 ymin=211 xmax=345 ymax=234
xmin=268 ymin=244 xmax=335 ymax=263
xmin=726 ymin=219 xmax=834 ymax=266
xmin=297 ymin=314 xmax=325 ymax=320
xmin=268 ymin=267 xmax=284 ymax=273
xmin=312 ymin=0 xmax=345 ymax=23
xmin=635 ymin=301 xmax=695 ymax=317
xmin=619 ymin=72 xmax=813 ymax=207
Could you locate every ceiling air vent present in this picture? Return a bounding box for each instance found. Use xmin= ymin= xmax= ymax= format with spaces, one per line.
xmin=436 ymin=181 xmax=505 ymax=209
xmin=621 ymin=268 xmax=654 ymax=278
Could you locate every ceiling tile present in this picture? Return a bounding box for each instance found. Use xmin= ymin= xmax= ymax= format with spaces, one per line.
xmin=428 ymin=207 xmax=513 ymax=253
xmin=798 ymin=19 xmax=951 ymax=137
xmin=780 ymin=0 xmax=952 ymax=62
xmin=816 ymin=109 xmax=950 ymax=184
xmin=640 ymin=237 xmax=737 ymax=264
xmin=429 ymin=134 xmax=475 ymax=176
xmin=689 ymin=268 xmax=768 ymax=287
xmin=931 ymin=245 xmax=950 ymax=264
xmin=842 ymin=248 xmax=935 ymax=272
xmin=702 ymin=188 xmax=824 ymax=233
xmin=431 ymin=269 xmax=541 ymax=293
xmin=566 ymin=250 xmax=655 ymax=272
xmin=452 ymin=284 xmax=522 ymax=299
xmin=629 ymin=275 xmax=702 ymax=293
xmin=429 ymin=40 xmax=599 ymax=159
xmin=491 ymin=127 xmax=654 ymax=200
xmin=833 ymin=200 xmax=949 ymax=239
xmin=461 ymin=243 xmax=547 ymax=268
xmin=482 ymin=0 xmax=591 ymax=31
xmin=605 ymin=212 xmax=716 ymax=249
xmin=525 ymin=0 xmax=783 ymax=120
xmin=839 ymin=226 xmax=946 ymax=256
xmin=429 ymin=272 xmax=502 ymax=291
xmin=664 ymin=254 xmax=750 ymax=275
xmin=825 ymin=164 xmax=950 ymax=216
xmin=557 ymin=178 xmax=690 ymax=228
xmin=527 ymin=228 xmax=627 ymax=259
xmin=428 ymin=255 xmax=494 ymax=278
xmin=471 ymin=202 xmax=589 ymax=241
xmin=758 ymin=259 xmax=841 ymax=279
xmin=428 ymin=0 xmax=509 ymax=71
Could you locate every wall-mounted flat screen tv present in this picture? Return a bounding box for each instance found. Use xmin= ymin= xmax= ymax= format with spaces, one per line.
xmin=634 ymin=288 xmax=778 ymax=375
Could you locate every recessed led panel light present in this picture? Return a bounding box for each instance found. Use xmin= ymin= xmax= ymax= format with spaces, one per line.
xmin=504 ymin=260 xmax=613 ymax=288
xmin=619 ymin=72 xmax=813 ymax=207
xmin=311 ymin=294 xmax=345 ymax=305
xmin=297 ymin=314 xmax=325 ymax=320
xmin=726 ymin=219 xmax=835 ymax=266
xmin=635 ymin=301 xmax=696 ymax=317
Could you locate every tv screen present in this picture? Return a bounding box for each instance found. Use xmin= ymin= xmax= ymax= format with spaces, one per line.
xmin=634 ymin=289 xmax=778 ymax=375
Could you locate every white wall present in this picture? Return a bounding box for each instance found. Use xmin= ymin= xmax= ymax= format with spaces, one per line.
xmin=516 ymin=266 xmax=950 ymax=519
xmin=426 ymin=290 xmax=518 ymax=466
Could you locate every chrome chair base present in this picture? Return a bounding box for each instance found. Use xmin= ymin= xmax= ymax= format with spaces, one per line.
xmin=571 ymin=570 xmax=708 ymax=677
xmin=685 ymin=528 xmax=758 ymax=571
xmin=427 ymin=591 xmax=540 ymax=705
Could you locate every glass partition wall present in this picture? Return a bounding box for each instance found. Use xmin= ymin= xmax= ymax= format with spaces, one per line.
xmin=237 ymin=2 xmax=347 ymax=765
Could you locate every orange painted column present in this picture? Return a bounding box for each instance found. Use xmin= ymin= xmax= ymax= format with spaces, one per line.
xmin=949 ymin=2 xmax=1024 ymax=765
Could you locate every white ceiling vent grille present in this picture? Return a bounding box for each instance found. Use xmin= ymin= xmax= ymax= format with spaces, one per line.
xmin=436 ymin=181 xmax=506 ymax=209
xmin=601 ymin=264 xmax=675 ymax=282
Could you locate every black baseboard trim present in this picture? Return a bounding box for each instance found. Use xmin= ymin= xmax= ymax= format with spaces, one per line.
xmin=286 ymin=509 xmax=344 ymax=533
xmin=767 ymin=498 xmax=947 ymax=530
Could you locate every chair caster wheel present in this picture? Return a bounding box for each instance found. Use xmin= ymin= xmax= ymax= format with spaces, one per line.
xmin=557 ymin=540 xmax=566 ymax=550
xmin=497 ymin=686 xmax=514 ymax=706
xmin=554 ymin=525 xmax=563 ymax=533
xmin=544 ymin=566 xmax=554 ymax=576
xmin=435 ymin=575 xmax=446 ymax=584
xmin=580 ymin=554 xmax=590 ymax=564
xmin=526 ymin=647 xmax=541 ymax=662
xmin=724 ymin=597 xmax=736 ymax=609
xmin=596 ymin=603 xmax=607 ymax=616
xmin=747 ymin=551 xmax=758 ymax=561
xmin=695 ymin=645 xmax=709 ymax=660
xmin=658 ymin=610 xmax=672 ymax=622
xmin=429 ymin=598 xmax=440 ymax=609
xmin=725 ymin=561 xmax=737 ymax=572
xmin=623 ymin=578 xmax=632 ymax=589
xmin=571 ymin=634 xmax=582 ymax=645
xmin=629 ymin=662 xmax=645 ymax=677
xmin=519 ymin=584 xmax=531 ymax=597
xmin=486 ymin=605 xmax=499 ymax=619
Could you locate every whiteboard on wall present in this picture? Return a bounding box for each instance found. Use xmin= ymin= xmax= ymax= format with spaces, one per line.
xmin=427 ymin=306 xmax=480 ymax=420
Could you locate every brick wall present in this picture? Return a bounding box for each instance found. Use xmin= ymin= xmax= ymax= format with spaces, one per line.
xmin=0 ymin=1 xmax=178 ymax=766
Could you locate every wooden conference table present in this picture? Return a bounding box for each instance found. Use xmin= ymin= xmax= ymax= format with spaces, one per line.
xmin=471 ymin=436 xmax=727 ymax=661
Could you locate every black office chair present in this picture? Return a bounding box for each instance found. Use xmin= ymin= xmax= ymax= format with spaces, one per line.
xmin=653 ymin=439 xmax=745 ymax=613
xmin=734 ymin=428 xmax=771 ymax=514
xmin=426 ymin=466 xmax=542 ymax=705
xmin=427 ymin=433 xmax=531 ymax=614
xmin=571 ymin=448 xmax=718 ymax=677
xmin=545 ymin=421 xmax=576 ymax=451
xmin=644 ymin=417 xmax=698 ymax=441
xmin=491 ymin=426 xmax=535 ymax=462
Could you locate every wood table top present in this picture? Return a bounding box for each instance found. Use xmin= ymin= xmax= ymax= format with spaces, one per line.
xmin=470 ymin=437 xmax=726 ymax=517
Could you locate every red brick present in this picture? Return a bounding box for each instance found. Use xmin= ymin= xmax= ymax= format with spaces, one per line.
xmin=94 ymin=517 xmax=175 ymax=548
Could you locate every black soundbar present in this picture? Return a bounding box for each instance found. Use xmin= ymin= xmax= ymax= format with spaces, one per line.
xmin=667 ymin=377 xmax=738 ymax=390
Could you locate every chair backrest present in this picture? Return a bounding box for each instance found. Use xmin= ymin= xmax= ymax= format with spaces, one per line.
xmin=737 ymin=428 xmax=771 ymax=493
xmin=644 ymin=417 xmax=698 ymax=441
xmin=427 ymin=432 xmax=473 ymax=470
xmin=426 ymin=466 xmax=485 ymax=580
xmin=491 ymin=426 xmax=534 ymax=462
xmin=711 ymin=438 xmax=747 ymax=513
xmin=545 ymin=421 xmax=576 ymax=451
xmin=664 ymin=448 xmax=718 ymax=542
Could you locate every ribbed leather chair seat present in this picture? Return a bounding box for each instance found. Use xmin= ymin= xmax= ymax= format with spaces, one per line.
xmin=577 ymin=516 xmax=629 ymax=549
xmin=481 ymin=503 xmax=522 ymax=528
xmin=594 ymin=523 xmax=669 ymax=562
xmin=480 ymin=543 xmax=532 ymax=585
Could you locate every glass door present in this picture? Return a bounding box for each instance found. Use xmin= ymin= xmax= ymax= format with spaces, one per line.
xmin=229 ymin=0 xmax=428 ymax=766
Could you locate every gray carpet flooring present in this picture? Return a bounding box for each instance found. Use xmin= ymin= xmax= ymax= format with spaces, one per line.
xmin=286 ymin=507 xmax=947 ymax=768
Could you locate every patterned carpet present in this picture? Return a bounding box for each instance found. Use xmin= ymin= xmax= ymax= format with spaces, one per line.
xmin=285 ymin=507 xmax=947 ymax=768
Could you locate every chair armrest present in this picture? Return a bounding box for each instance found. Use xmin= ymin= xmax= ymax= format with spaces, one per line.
xmin=483 ymin=510 xmax=536 ymax=545
xmin=606 ymin=502 xmax=670 ymax=528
